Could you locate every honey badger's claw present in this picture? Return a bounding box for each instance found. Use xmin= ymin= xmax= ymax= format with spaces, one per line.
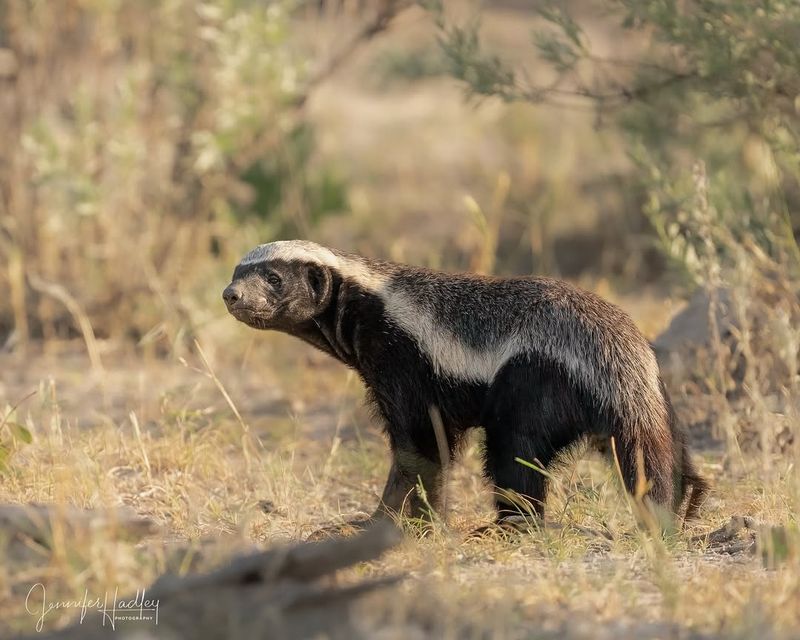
xmin=468 ymin=515 xmax=544 ymax=540
xmin=307 ymin=518 xmax=374 ymax=541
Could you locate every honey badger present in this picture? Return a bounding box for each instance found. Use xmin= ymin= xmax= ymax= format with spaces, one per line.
xmin=223 ymin=240 xmax=707 ymax=530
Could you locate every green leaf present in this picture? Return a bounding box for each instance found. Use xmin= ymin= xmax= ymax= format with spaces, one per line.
xmin=7 ymin=422 xmax=33 ymax=444
xmin=514 ymin=456 xmax=555 ymax=480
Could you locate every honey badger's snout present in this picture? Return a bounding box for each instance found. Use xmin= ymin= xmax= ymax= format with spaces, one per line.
xmin=222 ymin=282 xmax=244 ymax=309
xmin=222 ymin=280 xmax=262 ymax=320
xmin=222 ymin=275 xmax=274 ymax=328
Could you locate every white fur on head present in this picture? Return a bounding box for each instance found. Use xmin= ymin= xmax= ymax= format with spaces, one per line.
xmin=240 ymin=240 xmax=339 ymax=268
xmin=238 ymin=240 xmax=388 ymax=292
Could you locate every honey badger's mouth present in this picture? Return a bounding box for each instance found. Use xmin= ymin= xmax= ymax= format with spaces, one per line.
xmin=229 ymin=306 xmax=272 ymax=328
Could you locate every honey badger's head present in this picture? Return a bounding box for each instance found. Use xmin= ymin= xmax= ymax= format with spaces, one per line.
xmin=223 ymin=241 xmax=336 ymax=331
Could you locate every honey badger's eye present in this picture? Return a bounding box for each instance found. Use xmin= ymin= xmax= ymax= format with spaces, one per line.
xmin=266 ymin=273 xmax=281 ymax=288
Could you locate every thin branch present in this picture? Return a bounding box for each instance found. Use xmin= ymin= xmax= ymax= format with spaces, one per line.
xmin=584 ymin=54 xmax=683 ymax=75
xmin=294 ymin=0 xmax=412 ymax=107
xmin=514 ymin=70 xmax=698 ymax=108
xmin=229 ymin=0 xmax=411 ymax=172
xmin=428 ymin=405 xmax=449 ymax=520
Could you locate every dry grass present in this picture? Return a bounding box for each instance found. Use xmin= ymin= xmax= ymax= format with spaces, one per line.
xmin=0 ymin=329 xmax=799 ymax=638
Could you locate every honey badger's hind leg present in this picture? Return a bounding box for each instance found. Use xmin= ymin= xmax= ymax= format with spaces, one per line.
xmin=480 ymin=353 xmax=600 ymax=530
xmin=675 ymin=440 xmax=709 ymax=522
xmin=611 ymin=423 xmax=675 ymax=516
xmin=663 ymin=380 xmax=708 ymax=522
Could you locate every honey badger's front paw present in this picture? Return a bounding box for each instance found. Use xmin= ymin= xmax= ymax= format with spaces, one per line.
xmin=468 ymin=515 xmax=544 ymax=540
xmin=306 ymin=517 xmax=374 ymax=541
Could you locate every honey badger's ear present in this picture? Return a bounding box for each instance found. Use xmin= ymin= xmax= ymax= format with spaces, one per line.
xmin=306 ymin=263 xmax=333 ymax=309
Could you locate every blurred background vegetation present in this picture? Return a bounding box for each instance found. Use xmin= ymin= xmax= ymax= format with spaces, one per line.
xmin=0 ymin=0 xmax=798 ymax=451
xmin=1 ymin=4 xmax=799 ymax=634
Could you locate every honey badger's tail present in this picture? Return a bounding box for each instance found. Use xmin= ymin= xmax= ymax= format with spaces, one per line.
xmin=661 ymin=378 xmax=709 ymax=521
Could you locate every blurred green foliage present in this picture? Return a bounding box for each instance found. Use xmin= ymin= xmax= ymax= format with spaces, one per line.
xmin=0 ymin=0 xmax=345 ymax=347
xmin=369 ymin=45 xmax=451 ymax=87
xmin=237 ymin=124 xmax=348 ymax=229
xmin=432 ymin=0 xmax=800 ymax=282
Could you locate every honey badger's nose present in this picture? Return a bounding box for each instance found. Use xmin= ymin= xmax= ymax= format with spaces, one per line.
xmin=223 ymin=283 xmax=243 ymax=308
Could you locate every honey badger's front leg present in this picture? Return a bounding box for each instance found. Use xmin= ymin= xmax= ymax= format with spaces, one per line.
xmin=307 ymin=448 xmax=443 ymax=540
xmin=307 ymin=392 xmax=447 ymax=539
xmin=378 ymin=449 xmax=443 ymax=518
